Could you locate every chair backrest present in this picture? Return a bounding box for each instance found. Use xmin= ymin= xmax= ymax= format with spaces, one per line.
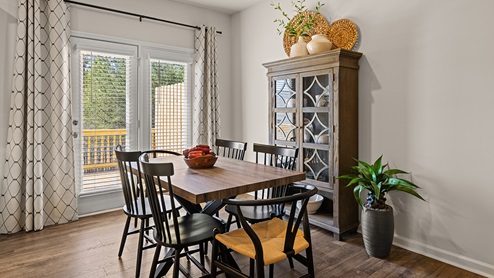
xmin=253 ymin=143 xmax=298 ymax=199
xmin=215 ymin=138 xmax=247 ymax=160
xmin=115 ymin=145 xmax=147 ymax=216
xmin=115 ymin=146 xmax=181 ymax=216
xmin=139 ymin=153 xmax=182 ymax=245
xmin=142 ymin=149 xmax=182 ymax=158
xmin=253 ymin=143 xmax=298 ymax=170
xmin=222 ymin=184 xmax=318 ymax=262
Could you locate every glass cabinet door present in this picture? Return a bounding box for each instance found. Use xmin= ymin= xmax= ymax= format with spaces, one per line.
xmin=301 ymin=71 xmax=333 ymax=186
xmin=273 ymin=77 xmax=297 ymax=143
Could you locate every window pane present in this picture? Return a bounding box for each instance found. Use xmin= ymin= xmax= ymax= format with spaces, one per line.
xmin=150 ymin=59 xmax=189 ymax=153
xmin=80 ymin=51 xmax=131 ymax=192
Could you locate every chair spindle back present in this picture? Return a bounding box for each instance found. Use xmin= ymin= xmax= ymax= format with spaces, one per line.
xmin=115 ymin=145 xmax=146 ymax=216
xmin=253 ymin=143 xmax=298 ymax=199
xmin=139 ymin=153 xmax=182 ymax=245
xmin=215 ymin=139 xmax=247 ymax=160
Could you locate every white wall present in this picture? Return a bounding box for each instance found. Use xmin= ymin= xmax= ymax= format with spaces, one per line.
xmin=232 ymin=0 xmax=494 ymax=276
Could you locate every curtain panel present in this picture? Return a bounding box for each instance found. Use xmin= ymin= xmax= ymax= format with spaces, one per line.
xmin=0 ymin=0 xmax=77 ymax=234
xmin=193 ymin=26 xmax=220 ymax=147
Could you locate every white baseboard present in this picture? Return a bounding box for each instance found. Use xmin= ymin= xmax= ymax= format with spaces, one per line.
xmin=79 ymin=207 xmax=121 ymax=218
xmin=393 ymin=235 xmax=494 ymax=278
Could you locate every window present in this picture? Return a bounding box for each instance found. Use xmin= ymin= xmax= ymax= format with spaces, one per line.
xmin=79 ymin=51 xmax=132 ymax=192
xmin=139 ymin=46 xmax=193 ymax=152
xmin=149 ymin=59 xmax=190 ymax=153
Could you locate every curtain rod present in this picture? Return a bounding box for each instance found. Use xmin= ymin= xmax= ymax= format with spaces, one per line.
xmin=64 ymin=0 xmax=222 ymax=34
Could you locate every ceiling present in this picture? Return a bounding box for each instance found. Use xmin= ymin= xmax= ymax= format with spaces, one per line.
xmin=170 ymin=0 xmax=264 ymax=15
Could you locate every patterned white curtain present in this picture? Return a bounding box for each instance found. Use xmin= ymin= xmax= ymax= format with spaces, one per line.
xmin=193 ymin=26 xmax=220 ymax=146
xmin=0 ymin=0 xmax=77 ymax=234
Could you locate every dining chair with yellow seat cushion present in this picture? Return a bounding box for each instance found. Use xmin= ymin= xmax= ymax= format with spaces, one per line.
xmin=211 ymin=184 xmax=318 ymax=278
xmin=224 ymin=143 xmax=299 ymax=232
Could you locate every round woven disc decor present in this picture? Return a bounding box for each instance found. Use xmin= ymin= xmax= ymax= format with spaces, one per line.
xmin=327 ymin=19 xmax=358 ymax=50
xmin=283 ymin=11 xmax=331 ymax=57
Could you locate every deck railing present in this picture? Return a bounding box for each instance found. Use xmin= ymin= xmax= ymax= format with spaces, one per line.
xmin=82 ymin=129 xmax=166 ymax=172
xmin=83 ymin=129 xmax=126 ymax=172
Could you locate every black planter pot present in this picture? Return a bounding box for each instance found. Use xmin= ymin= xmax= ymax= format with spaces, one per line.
xmin=361 ymin=206 xmax=394 ymax=258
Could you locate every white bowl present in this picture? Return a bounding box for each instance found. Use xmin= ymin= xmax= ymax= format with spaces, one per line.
xmin=297 ymin=194 xmax=324 ymax=214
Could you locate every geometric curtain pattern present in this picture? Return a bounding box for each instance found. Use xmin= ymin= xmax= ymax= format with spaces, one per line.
xmin=192 ymin=25 xmax=220 ymax=147
xmin=0 ymin=0 xmax=77 ymax=234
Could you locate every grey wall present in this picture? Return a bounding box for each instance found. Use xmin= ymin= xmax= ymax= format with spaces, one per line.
xmin=231 ymin=0 xmax=494 ymax=276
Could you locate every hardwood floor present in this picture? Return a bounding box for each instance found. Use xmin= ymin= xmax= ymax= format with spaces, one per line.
xmin=0 ymin=209 xmax=484 ymax=278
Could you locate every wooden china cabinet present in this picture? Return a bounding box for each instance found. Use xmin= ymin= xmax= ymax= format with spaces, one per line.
xmin=263 ymin=49 xmax=362 ymax=240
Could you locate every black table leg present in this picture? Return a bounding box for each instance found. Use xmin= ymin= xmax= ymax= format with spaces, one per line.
xmin=174 ymin=195 xmax=203 ymax=214
xmin=201 ymin=200 xmax=226 ymax=215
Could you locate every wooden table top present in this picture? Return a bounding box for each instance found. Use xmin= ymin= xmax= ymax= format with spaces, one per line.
xmin=143 ymin=156 xmax=306 ymax=204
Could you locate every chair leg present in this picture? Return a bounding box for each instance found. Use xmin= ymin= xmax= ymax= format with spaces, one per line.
xmin=288 ymin=257 xmax=294 ymax=269
xmin=150 ymin=245 xmax=161 ymax=278
xmin=269 ymin=264 xmax=274 ymax=278
xmin=135 ymin=220 xmax=146 ymax=278
xmin=118 ymin=216 xmax=131 ymax=257
xmin=306 ymin=246 xmax=315 ymax=278
xmin=184 ymin=247 xmax=190 ymax=261
xmin=173 ymin=248 xmax=182 ymax=278
xmin=199 ymin=243 xmax=205 ymax=266
xmin=211 ymin=238 xmax=219 ymax=277
xmin=256 ymin=257 xmax=265 ymax=278
xmin=249 ymin=258 xmax=255 ymax=277
xmin=145 ymin=218 xmax=150 ymax=237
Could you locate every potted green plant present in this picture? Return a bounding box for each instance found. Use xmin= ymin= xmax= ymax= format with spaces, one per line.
xmin=337 ymin=155 xmax=425 ymax=258
xmin=272 ymin=0 xmax=324 ymax=57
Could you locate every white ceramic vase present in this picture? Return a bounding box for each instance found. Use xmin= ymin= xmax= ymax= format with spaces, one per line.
xmin=290 ymin=36 xmax=309 ymax=58
xmin=306 ymin=34 xmax=332 ymax=54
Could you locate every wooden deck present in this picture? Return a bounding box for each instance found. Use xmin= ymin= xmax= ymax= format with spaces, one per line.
xmin=82 ymin=169 xmax=121 ymax=192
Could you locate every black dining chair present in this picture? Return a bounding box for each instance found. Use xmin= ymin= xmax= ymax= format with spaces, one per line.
xmin=114 ymin=146 xmax=181 ymax=278
xmin=224 ymin=143 xmax=299 ymax=231
xmin=204 ymin=138 xmax=247 ymax=214
xmin=211 ymin=184 xmax=318 ymax=278
xmin=214 ymin=138 xmax=247 ymax=160
xmin=139 ymin=153 xmax=225 ymax=278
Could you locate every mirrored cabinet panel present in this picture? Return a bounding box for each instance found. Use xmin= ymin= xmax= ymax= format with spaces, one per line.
xmin=264 ymin=49 xmax=362 ymax=240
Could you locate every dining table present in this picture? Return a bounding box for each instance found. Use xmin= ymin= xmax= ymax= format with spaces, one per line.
xmin=144 ymin=155 xmax=306 ymax=214
xmin=134 ymin=155 xmax=306 ymax=277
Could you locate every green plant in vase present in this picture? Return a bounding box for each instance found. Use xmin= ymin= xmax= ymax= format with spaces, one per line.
xmin=272 ymin=0 xmax=324 ymax=37
xmin=337 ymin=155 xmax=425 ymax=258
xmin=272 ymin=0 xmax=324 ymax=57
xmin=339 ymin=155 xmax=425 ymax=209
